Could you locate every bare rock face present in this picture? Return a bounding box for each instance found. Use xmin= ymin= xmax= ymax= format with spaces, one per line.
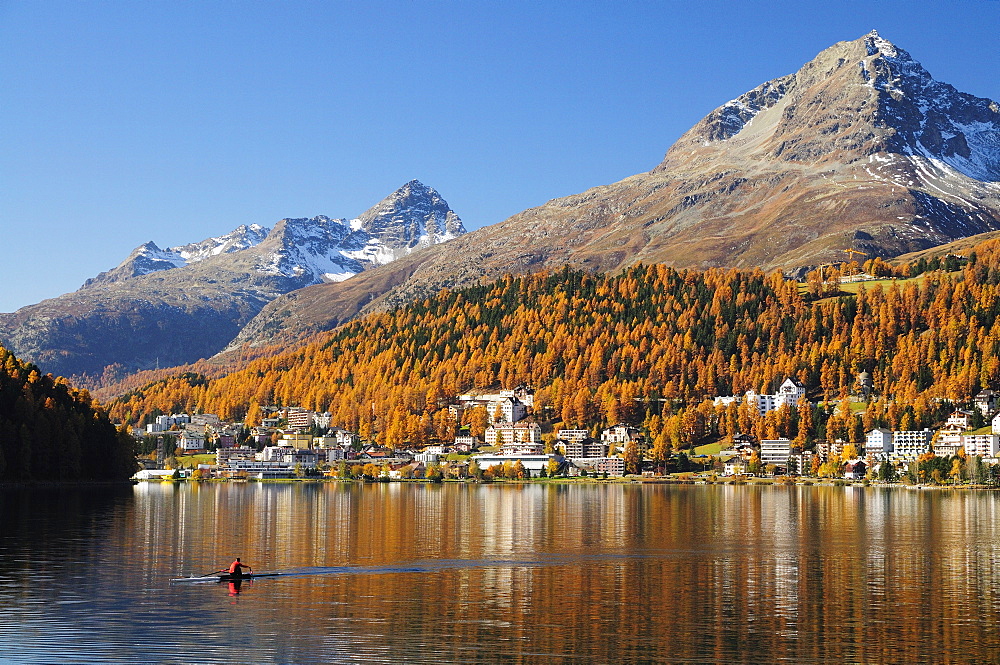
xmin=0 ymin=182 xmax=463 ymax=378
xmin=356 ymin=180 xmax=465 ymax=254
xmin=229 ymin=31 xmax=1000 ymax=350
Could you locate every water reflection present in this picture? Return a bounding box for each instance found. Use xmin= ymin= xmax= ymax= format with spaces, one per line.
xmin=2 ymin=483 xmax=1000 ymax=662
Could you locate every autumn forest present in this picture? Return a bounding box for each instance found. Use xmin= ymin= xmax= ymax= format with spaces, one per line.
xmin=98 ymin=237 xmax=1000 ymax=462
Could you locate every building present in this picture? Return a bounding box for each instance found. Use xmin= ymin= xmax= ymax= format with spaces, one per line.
xmin=724 ymin=460 xmax=747 ymax=476
xmin=866 ymin=428 xmax=894 ymax=454
xmin=562 ymin=439 xmax=607 ymax=459
xmin=500 ymin=440 xmax=545 ymax=455
xmin=484 ymin=422 xmax=541 ymax=447
xmin=892 ymin=429 xmax=933 ymax=457
xmin=844 ymin=460 xmax=867 ymax=480
xmin=593 ymin=457 xmax=625 ymax=476
xmin=146 ymin=413 xmax=192 ymax=433
xmin=855 ymin=371 xmax=874 ymax=400
xmin=452 ymin=387 xmax=533 ymax=423
xmin=281 ymin=432 xmax=313 ymax=447
xmin=326 ymin=427 xmax=359 ymax=448
xmin=190 ymin=413 xmax=221 ymax=427
xmin=217 ymin=446 xmax=257 ymax=465
xmin=285 ymin=408 xmax=314 ymax=431
xmin=935 ymin=433 xmax=963 ymax=457
xmin=815 ymin=441 xmax=849 ymax=463
xmin=557 ymin=429 xmax=590 ymax=443
xmin=945 ymin=410 xmax=974 ymax=430
xmin=715 ymin=377 xmax=807 ymax=417
xmin=963 ymin=434 xmax=1000 ymax=457
xmin=601 ymin=424 xmax=642 ymax=447
xmin=453 ymin=433 xmax=480 ymax=452
xmin=974 ymin=390 xmax=999 ymax=415
xmin=496 ymin=396 xmax=527 ymax=423
xmin=759 ymin=439 xmax=792 ymax=468
xmin=787 ymin=451 xmax=814 ymax=475
xmin=321 ymin=447 xmax=347 ymax=463
xmin=178 ymin=430 xmax=206 ymax=452
xmin=470 ymin=453 xmax=556 ymax=477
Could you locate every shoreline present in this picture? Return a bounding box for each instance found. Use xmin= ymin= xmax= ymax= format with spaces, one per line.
xmin=126 ymin=477 xmax=1000 ymax=490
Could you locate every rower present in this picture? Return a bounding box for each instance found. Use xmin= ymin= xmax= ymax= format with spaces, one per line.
xmin=228 ymin=557 xmax=252 ymax=578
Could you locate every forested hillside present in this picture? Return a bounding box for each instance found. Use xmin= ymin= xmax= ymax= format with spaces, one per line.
xmin=108 ymin=238 xmax=1000 ymax=452
xmin=0 ymin=346 xmax=136 ymax=482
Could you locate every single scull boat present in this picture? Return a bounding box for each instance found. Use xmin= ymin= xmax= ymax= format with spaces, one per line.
xmin=170 ymin=572 xmax=283 ymax=583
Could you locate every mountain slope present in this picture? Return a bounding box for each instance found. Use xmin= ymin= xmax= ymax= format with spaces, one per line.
xmin=229 ymin=30 xmax=1000 ymax=348
xmin=0 ymin=181 xmax=464 ymax=378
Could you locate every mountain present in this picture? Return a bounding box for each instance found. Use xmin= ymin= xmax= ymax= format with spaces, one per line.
xmin=0 ymin=181 xmax=464 ymax=378
xmin=82 ymin=224 xmax=270 ymax=287
xmin=228 ymin=30 xmax=1000 ymax=348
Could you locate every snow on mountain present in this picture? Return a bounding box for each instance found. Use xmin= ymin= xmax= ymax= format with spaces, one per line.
xmin=347 ymin=180 xmax=467 ymax=266
xmin=172 ymin=224 xmax=270 ymax=264
xmin=254 ymin=216 xmax=366 ymax=284
xmin=254 ymin=182 xmax=466 ymax=285
xmin=83 ymin=181 xmax=464 ymax=289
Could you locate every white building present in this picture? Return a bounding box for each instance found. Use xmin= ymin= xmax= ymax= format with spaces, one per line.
xmin=974 ymin=390 xmax=999 ymax=415
xmin=572 ymin=457 xmax=625 ymax=477
xmin=484 ymin=422 xmax=541 ymax=446
xmin=715 ymin=377 xmax=807 ymax=417
xmin=563 ymin=439 xmax=607 ymax=458
xmin=179 ymin=430 xmax=206 ymax=451
xmin=775 ymin=378 xmax=807 ymax=405
xmin=787 ymin=451 xmax=814 ymax=476
xmin=285 ymin=408 xmax=314 ymax=431
xmin=934 ymin=433 xmax=963 ymax=457
xmin=500 ymin=440 xmax=545 ymax=455
xmin=322 ymin=447 xmax=347 ymax=463
xmin=147 ymin=413 xmax=192 ymax=433
xmin=963 ymin=434 xmax=1000 ymax=457
xmin=557 ymin=429 xmax=590 ymax=443
xmin=892 ymin=429 xmax=933 ymax=457
xmin=217 ymin=446 xmax=256 ymax=465
xmin=495 ymin=396 xmax=527 ymax=423
xmin=866 ymin=428 xmax=894 ymax=454
xmin=945 ymin=410 xmax=974 ymax=430
xmin=759 ymin=439 xmax=792 ymax=467
xmin=453 ymin=433 xmax=480 ymax=451
xmin=724 ymin=460 xmax=747 ymax=476
xmin=469 ymin=453 xmax=556 ymax=477
xmin=453 ymin=388 xmax=533 ymax=423
xmin=328 ymin=427 xmax=359 ymax=447
xmin=601 ymin=424 xmax=641 ymax=446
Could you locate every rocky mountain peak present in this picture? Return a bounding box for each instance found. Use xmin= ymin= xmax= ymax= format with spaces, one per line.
xmin=863 ymin=29 xmax=900 ymax=58
xmin=356 ymin=180 xmax=465 ymax=250
xmin=660 ymin=30 xmax=1000 ymax=182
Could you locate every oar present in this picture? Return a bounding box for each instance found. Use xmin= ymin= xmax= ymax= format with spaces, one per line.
xmin=199 ymin=569 xmax=227 ymax=578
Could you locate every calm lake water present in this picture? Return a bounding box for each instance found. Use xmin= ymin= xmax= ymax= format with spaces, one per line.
xmin=2 ymin=482 xmax=1000 ymax=663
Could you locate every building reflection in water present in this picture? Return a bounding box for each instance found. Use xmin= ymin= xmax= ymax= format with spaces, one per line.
xmin=44 ymin=482 xmax=1000 ymax=662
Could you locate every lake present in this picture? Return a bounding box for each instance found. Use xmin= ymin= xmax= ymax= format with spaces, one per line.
xmin=1 ymin=481 xmax=999 ymax=663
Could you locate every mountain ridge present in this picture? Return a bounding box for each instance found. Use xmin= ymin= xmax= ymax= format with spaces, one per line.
xmin=0 ymin=181 xmax=464 ymax=378
xmin=224 ymin=30 xmax=1000 ymax=350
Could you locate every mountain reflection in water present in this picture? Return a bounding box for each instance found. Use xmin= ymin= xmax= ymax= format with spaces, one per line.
xmin=1 ymin=482 xmax=998 ymax=663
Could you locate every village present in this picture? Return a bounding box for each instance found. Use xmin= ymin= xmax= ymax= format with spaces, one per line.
xmin=131 ymin=377 xmax=1000 ymax=485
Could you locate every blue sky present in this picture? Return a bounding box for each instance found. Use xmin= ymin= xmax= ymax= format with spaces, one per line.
xmin=1 ymin=0 xmax=999 ymax=313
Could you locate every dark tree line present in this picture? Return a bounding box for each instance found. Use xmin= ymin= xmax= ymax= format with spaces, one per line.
xmin=0 ymin=345 xmax=136 ymax=482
